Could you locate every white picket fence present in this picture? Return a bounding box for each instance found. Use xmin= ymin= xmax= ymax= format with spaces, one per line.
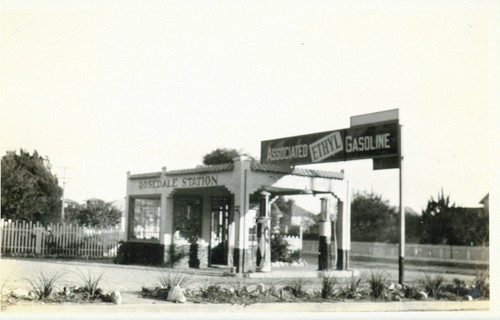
xmin=281 ymin=234 xmax=302 ymax=252
xmin=0 ymin=219 xmax=124 ymax=258
xmin=302 ymin=240 xmax=489 ymax=263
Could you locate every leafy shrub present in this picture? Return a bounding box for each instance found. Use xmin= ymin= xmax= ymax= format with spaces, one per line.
xmin=113 ymin=241 xmax=165 ymax=266
xmin=289 ymin=250 xmax=301 ymax=261
xmin=141 ymin=286 xmax=170 ymax=300
xmin=368 ymin=270 xmax=389 ymax=299
xmin=198 ymin=283 xmax=224 ymax=300
xmin=271 ymin=235 xmax=290 ymax=262
xmin=167 ymin=243 xmax=184 ymax=268
xmin=284 ymin=278 xmax=311 ymax=298
xmin=193 ymin=282 xmax=236 ymax=304
xmin=474 ymin=270 xmax=489 ymax=298
xmin=188 ymin=243 xmax=200 ymax=268
xmin=45 ymin=234 xmax=107 ymax=256
xmin=340 ymin=277 xmax=365 ymax=299
xmin=403 ymin=283 xmax=422 ymax=299
xmin=25 ymin=271 xmax=63 ymax=300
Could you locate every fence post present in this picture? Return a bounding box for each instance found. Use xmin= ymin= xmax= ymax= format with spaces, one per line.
xmin=34 ymin=222 xmax=43 ymax=254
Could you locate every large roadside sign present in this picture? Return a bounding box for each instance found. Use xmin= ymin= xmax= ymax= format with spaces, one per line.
xmin=261 ymin=121 xmax=399 ymax=167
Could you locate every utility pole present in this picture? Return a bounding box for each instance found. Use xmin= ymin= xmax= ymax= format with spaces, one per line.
xmin=57 ymin=166 xmax=74 ymax=222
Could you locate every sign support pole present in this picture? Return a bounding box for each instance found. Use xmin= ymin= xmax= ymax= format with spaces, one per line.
xmin=318 ymin=197 xmax=331 ymax=270
xmin=398 ymin=124 xmax=405 ymax=284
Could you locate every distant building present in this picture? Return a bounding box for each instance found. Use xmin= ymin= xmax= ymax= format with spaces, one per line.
xmin=480 ymin=194 xmax=489 ymax=213
xmin=279 ymin=203 xmax=316 ymax=234
xmin=64 ymin=199 xmax=81 ymax=210
xmin=84 ymin=197 xmax=105 ymax=208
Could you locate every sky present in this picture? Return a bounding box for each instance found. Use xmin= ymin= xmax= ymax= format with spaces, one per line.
xmin=1 ymin=0 xmax=498 ymax=214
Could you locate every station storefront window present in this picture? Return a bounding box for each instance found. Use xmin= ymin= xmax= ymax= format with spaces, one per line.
xmin=131 ymin=198 xmax=160 ymax=240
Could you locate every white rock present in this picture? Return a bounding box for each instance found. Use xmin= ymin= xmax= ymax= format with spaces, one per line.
xmin=167 ymin=285 xmax=186 ymax=303
xmin=246 ymin=285 xmax=257 ymax=292
xmin=11 ymin=288 xmax=29 ymax=298
xmin=110 ymin=290 xmax=122 ymax=304
xmin=256 ymin=283 xmax=266 ymax=293
xmin=388 ymin=283 xmax=395 ymax=291
xmin=417 ymin=291 xmax=428 ymax=300
xmin=463 ymin=295 xmax=473 ymax=301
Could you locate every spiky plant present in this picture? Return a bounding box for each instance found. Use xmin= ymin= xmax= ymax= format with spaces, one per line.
xmin=368 ymin=270 xmax=389 ymax=299
xmin=321 ymin=272 xmax=338 ymax=299
xmin=284 ymin=277 xmax=311 ymax=298
xmin=158 ymin=271 xmax=192 ymax=292
xmin=421 ymin=273 xmax=445 ymax=298
xmin=74 ymin=269 xmax=105 ymax=298
xmin=25 ymin=271 xmax=63 ymax=300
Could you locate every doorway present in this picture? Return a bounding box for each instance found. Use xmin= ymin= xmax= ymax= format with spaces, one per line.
xmin=210 ymin=196 xmax=231 ymax=266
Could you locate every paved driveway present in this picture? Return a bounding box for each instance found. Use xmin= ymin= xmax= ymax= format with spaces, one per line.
xmin=1 ymin=256 xmax=479 ymax=294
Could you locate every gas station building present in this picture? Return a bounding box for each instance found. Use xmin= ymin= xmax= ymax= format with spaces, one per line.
xmin=124 ymin=156 xmax=351 ymax=273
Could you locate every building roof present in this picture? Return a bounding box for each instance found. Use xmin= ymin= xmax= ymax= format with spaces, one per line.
xmin=129 ymin=162 xmax=343 ymax=180
xmin=480 ymin=193 xmax=489 ymax=205
xmin=167 ymin=163 xmax=234 ymax=176
xmin=291 ymin=203 xmax=316 ymax=217
xmin=250 ymin=162 xmax=344 ymax=180
xmin=85 ymin=197 xmax=105 ymax=203
xmin=129 ymin=163 xmax=234 ymax=180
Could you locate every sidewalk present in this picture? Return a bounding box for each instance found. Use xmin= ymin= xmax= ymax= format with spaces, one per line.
xmin=1 ymin=299 xmax=490 ymax=313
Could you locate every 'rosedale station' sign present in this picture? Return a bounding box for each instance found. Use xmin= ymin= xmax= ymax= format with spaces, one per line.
xmin=261 ymin=110 xmax=400 ymax=170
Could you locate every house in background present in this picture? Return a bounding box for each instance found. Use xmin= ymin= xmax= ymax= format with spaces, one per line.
xmin=64 ymin=199 xmax=81 ymax=210
xmin=84 ymin=197 xmax=105 ymax=208
xmin=480 ymin=193 xmax=489 ymax=213
xmin=278 ymin=203 xmax=316 ymax=234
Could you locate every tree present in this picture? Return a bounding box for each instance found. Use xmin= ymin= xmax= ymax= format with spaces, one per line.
xmin=350 ymin=191 xmax=398 ymax=243
xmin=420 ymin=190 xmax=456 ymax=245
xmin=1 ymin=149 xmax=62 ymax=223
xmin=65 ymin=202 xmax=122 ymax=228
xmin=405 ymin=209 xmax=423 ymax=244
xmin=202 ymin=148 xmax=255 ymax=165
xmin=420 ymin=190 xmax=489 ymax=245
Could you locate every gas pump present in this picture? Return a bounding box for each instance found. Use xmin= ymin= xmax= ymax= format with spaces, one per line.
xmin=256 ymin=191 xmax=271 ymax=272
